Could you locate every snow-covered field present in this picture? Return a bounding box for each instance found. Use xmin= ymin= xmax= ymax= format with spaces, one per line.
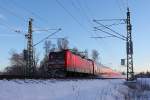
xmin=1 ymin=79 xmax=150 ymax=100
xmin=137 ymin=78 xmax=150 ymax=89
xmin=0 ymin=79 xmax=129 ymax=100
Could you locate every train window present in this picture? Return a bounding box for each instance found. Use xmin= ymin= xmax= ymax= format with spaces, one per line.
xmin=49 ymin=52 xmax=65 ymax=60
xmin=49 ymin=51 xmax=66 ymax=65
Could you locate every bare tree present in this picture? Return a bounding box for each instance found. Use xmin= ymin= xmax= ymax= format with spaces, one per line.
xmin=10 ymin=51 xmax=26 ymax=67
xmin=84 ymin=49 xmax=88 ymax=58
xmin=72 ymin=48 xmax=88 ymax=59
xmin=38 ymin=55 xmax=50 ymax=77
xmin=44 ymin=40 xmax=51 ymax=56
xmin=34 ymin=53 xmax=40 ymax=68
xmin=4 ymin=51 xmax=26 ymax=75
xmin=38 ymin=40 xmax=54 ymax=77
xmin=57 ymin=38 xmax=69 ymax=51
xmin=72 ymin=47 xmax=78 ymax=54
xmin=91 ymin=49 xmax=99 ymax=62
xmin=50 ymin=44 xmax=56 ymax=52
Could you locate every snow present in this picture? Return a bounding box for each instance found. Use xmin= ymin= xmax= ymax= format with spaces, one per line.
xmin=127 ymin=78 xmax=150 ymax=100
xmin=137 ymin=78 xmax=150 ymax=87
xmin=0 ymin=79 xmax=129 ymax=100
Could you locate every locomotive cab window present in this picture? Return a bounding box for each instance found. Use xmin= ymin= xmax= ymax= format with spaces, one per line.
xmin=49 ymin=51 xmax=66 ymax=65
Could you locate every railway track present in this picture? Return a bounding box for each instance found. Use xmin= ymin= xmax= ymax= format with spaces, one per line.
xmin=0 ymin=75 xmax=125 ymax=80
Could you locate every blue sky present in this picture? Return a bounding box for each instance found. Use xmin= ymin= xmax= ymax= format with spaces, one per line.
xmin=0 ymin=0 xmax=149 ymax=72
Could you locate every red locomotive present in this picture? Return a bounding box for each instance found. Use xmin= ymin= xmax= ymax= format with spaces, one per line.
xmin=48 ymin=50 xmax=121 ymax=78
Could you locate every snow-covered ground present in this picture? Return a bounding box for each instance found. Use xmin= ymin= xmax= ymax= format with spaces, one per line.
xmin=137 ymin=78 xmax=150 ymax=88
xmin=0 ymin=79 xmax=129 ymax=100
xmin=125 ymin=78 xmax=150 ymax=100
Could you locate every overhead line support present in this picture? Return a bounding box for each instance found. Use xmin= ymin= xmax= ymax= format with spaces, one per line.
xmin=26 ymin=18 xmax=35 ymax=77
xmin=92 ymin=8 xmax=135 ymax=81
xmin=126 ymin=8 xmax=134 ymax=81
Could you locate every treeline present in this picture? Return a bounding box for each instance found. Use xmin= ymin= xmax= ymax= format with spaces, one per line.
xmin=1 ymin=38 xmax=100 ymax=77
xmin=135 ymin=71 xmax=150 ymax=78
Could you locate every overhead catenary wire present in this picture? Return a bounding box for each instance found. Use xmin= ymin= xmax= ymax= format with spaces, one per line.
xmin=70 ymin=0 xmax=101 ymax=43
xmin=0 ymin=1 xmax=61 ymax=40
xmin=9 ymin=0 xmax=52 ymax=26
xmin=0 ymin=2 xmax=63 ymax=49
xmin=0 ymin=5 xmax=26 ymax=22
xmin=0 ymin=21 xmax=15 ymax=31
xmin=94 ymin=27 xmax=126 ymax=41
xmin=33 ymin=28 xmax=61 ymax=46
xmin=94 ymin=19 xmax=126 ymax=21
xmin=90 ymin=36 xmax=115 ymax=39
xmin=115 ymin=0 xmax=125 ymax=17
xmin=55 ymin=0 xmax=85 ymax=28
xmin=70 ymin=0 xmax=92 ymax=25
xmin=97 ymin=22 xmax=125 ymax=28
xmin=0 ymin=19 xmax=26 ymax=37
xmin=0 ymin=2 xmax=28 ymax=34
xmin=92 ymin=0 xmax=127 ymax=41
xmin=75 ymin=0 xmax=101 ymax=39
xmin=0 ymin=0 xmax=56 ymax=34
xmin=84 ymin=0 xmax=95 ymax=19
xmin=75 ymin=0 xmax=93 ymax=26
xmin=55 ymin=0 xmax=93 ymax=36
xmin=93 ymin=19 xmax=126 ymax=39
xmin=33 ymin=28 xmax=60 ymax=32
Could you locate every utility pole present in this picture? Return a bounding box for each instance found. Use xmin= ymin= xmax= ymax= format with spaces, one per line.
xmin=26 ymin=18 xmax=35 ymax=77
xmin=15 ymin=18 xmax=61 ymax=78
xmin=126 ymin=8 xmax=134 ymax=81
xmin=92 ymin=8 xmax=135 ymax=81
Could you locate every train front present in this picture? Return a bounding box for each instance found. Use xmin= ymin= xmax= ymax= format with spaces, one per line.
xmin=48 ymin=51 xmax=66 ymax=77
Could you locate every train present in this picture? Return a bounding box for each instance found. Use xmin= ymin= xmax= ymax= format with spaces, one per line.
xmin=48 ymin=50 xmax=121 ymax=78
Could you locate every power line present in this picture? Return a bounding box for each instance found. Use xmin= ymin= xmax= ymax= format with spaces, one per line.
xmin=70 ymin=0 xmax=98 ymax=40
xmin=1 ymin=0 xmax=54 ymax=32
xmin=0 ymin=21 xmax=15 ymax=31
xmin=71 ymin=0 xmax=102 ymax=45
xmin=75 ymin=0 xmax=101 ymax=39
xmin=0 ymin=5 xmax=26 ymax=22
xmin=55 ymin=0 xmax=92 ymax=36
xmin=93 ymin=19 xmax=126 ymax=39
xmin=94 ymin=19 xmax=125 ymax=21
xmin=33 ymin=28 xmax=61 ymax=46
xmin=97 ymin=22 xmax=125 ymax=28
xmin=75 ymin=0 xmax=93 ymax=26
xmin=70 ymin=0 xmax=91 ymax=24
xmin=0 ymin=19 xmax=26 ymax=36
xmin=94 ymin=27 xmax=126 ymax=41
xmin=90 ymin=36 xmax=114 ymax=39
xmin=92 ymin=29 xmax=120 ymax=63
xmin=0 ymin=2 xmax=27 ymax=35
xmin=33 ymin=28 xmax=60 ymax=32
xmin=9 ymin=0 xmax=52 ymax=26
xmin=55 ymin=0 xmax=84 ymax=28
xmin=84 ymin=0 xmax=95 ymax=19
xmin=115 ymin=0 xmax=125 ymax=17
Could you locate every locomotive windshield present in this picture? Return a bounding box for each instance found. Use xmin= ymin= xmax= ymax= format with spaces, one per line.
xmin=49 ymin=52 xmax=65 ymax=59
xmin=49 ymin=51 xmax=65 ymax=65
